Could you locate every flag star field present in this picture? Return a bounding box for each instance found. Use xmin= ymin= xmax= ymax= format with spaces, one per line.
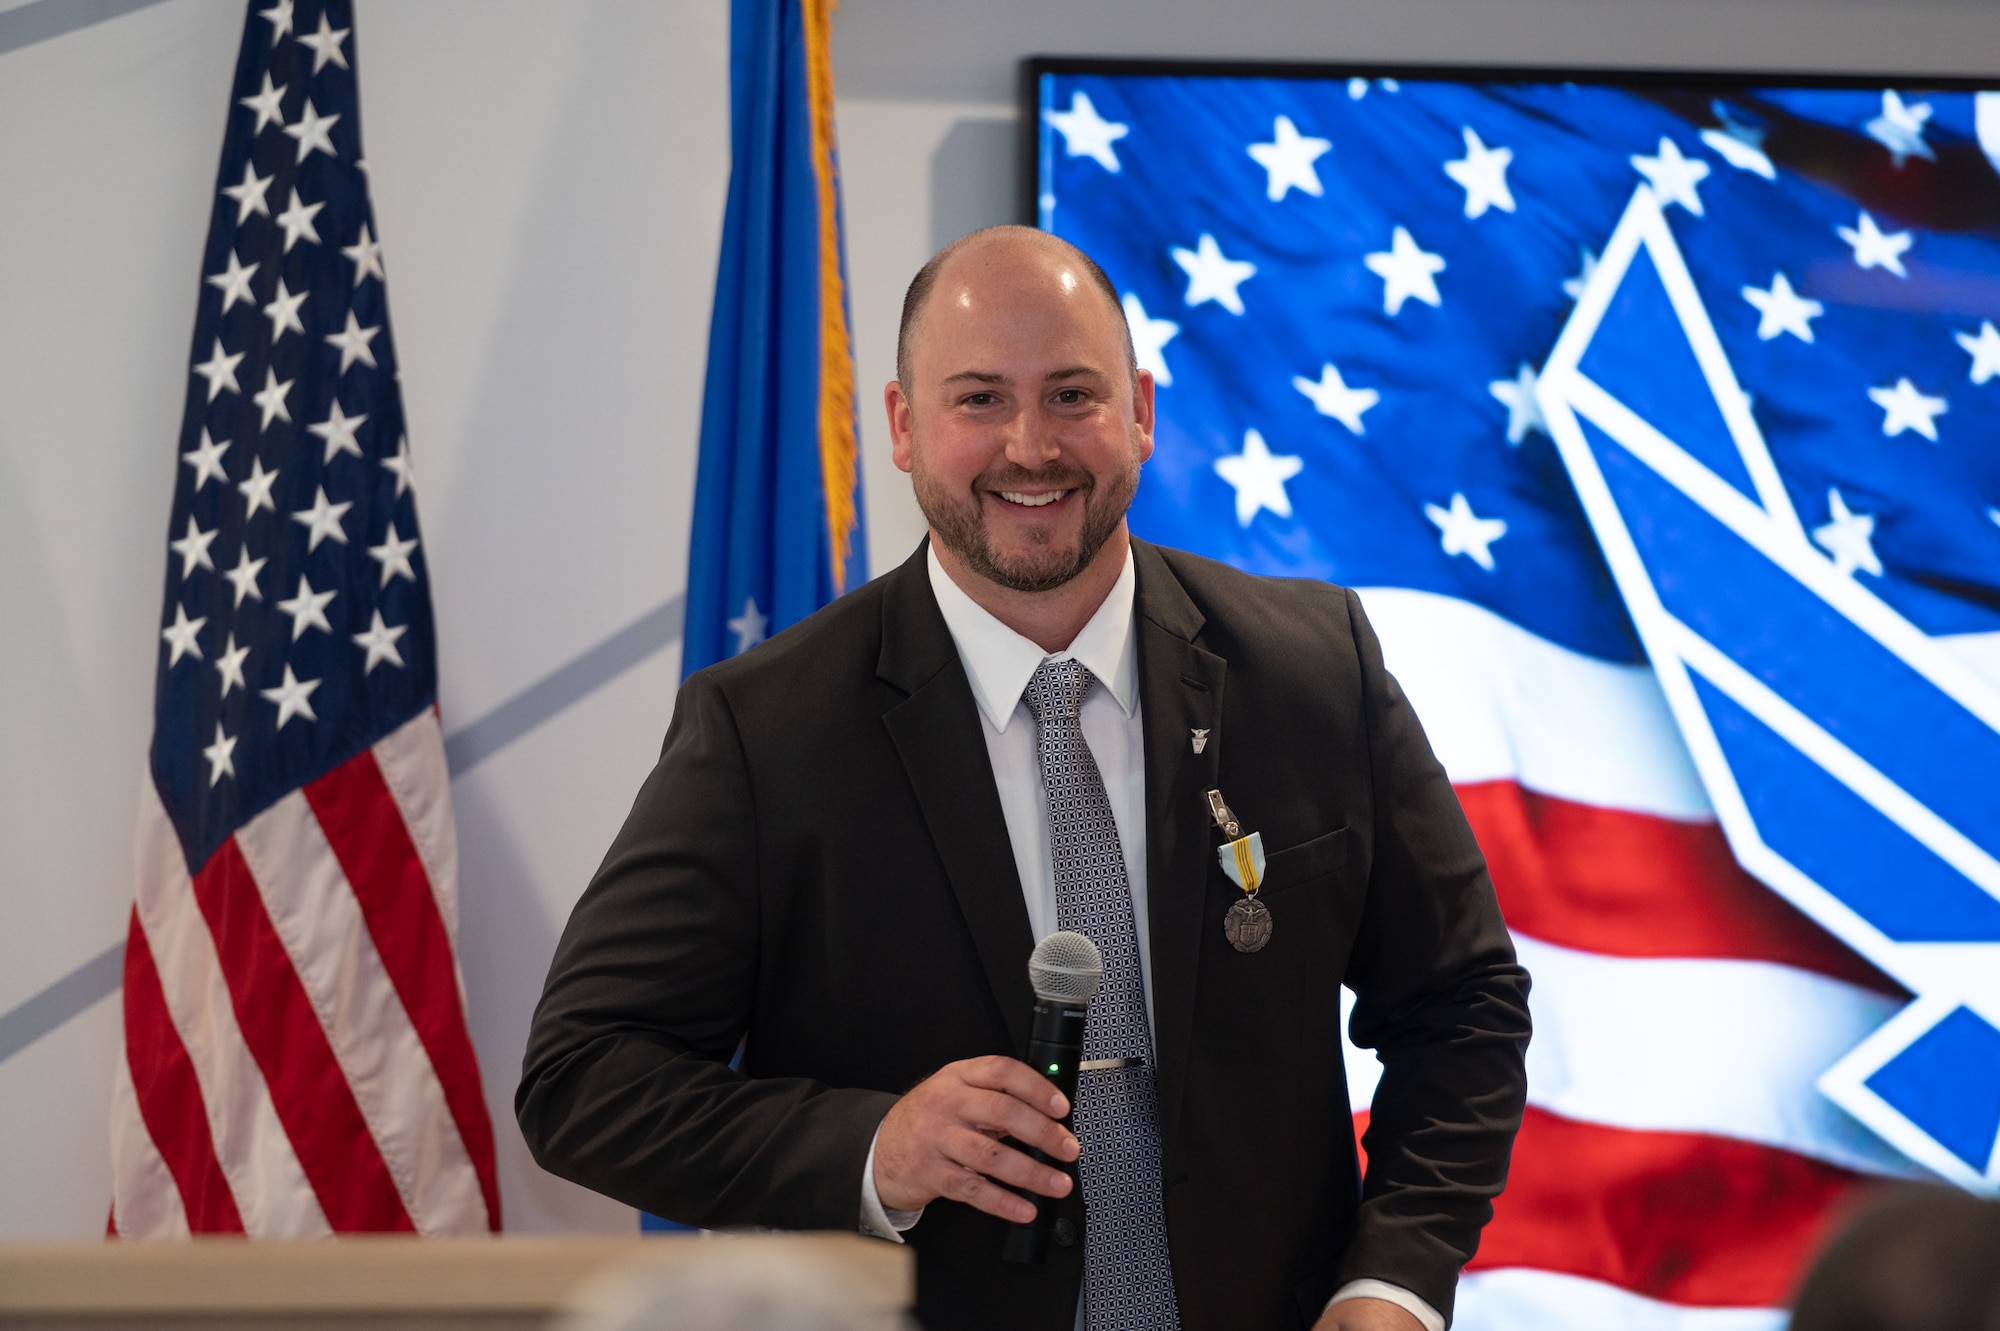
xmin=152 ymin=0 xmax=430 ymax=870
xmin=1039 ymin=66 xmax=2000 ymax=1329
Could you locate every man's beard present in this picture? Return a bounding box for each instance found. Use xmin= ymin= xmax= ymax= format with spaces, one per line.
xmin=913 ymin=448 xmax=1141 ymax=594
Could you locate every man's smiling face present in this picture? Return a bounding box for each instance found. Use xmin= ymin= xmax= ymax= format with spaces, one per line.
xmin=891 ymin=230 xmax=1155 ymax=595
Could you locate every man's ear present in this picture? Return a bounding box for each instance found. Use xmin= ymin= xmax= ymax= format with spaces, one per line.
xmin=1132 ymin=368 xmax=1157 ymax=465
xmin=886 ymin=380 xmax=915 ymax=475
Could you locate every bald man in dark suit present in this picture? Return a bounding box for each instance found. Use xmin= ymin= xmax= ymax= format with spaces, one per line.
xmin=519 ymin=227 xmax=1531 ymax=1331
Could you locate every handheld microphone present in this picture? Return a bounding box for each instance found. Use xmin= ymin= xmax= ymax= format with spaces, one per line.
xmin=1001 ymin=930 xmax=1103 ymax=1265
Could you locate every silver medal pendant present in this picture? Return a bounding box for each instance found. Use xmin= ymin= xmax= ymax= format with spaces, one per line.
xmin=1224 ymin=895 xmax=1272 ymax=952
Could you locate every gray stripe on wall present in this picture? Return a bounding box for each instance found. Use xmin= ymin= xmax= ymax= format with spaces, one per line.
xmin=0 ymin=590 xmax=686 ymax=1065
xmin=0 ymin=942 xmax=124 ymax=1063
xmin=443 ymin=592 xmax=685 ymax=777
xmin=0 ymin=0 xmax=178 ymax=58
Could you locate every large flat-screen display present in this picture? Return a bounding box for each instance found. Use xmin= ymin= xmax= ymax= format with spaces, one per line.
xmin=1029 ymin=58 xmax=2000 ymax=1328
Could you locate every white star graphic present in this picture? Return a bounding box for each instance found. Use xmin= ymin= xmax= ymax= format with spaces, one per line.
xmin=1443 ymin=126 xmax=1515 ymax=219
xmin=169 ymin=515 xmax=219 ymax=579
xmin=1121 ymin=292 xmax=1179 ymax=387
xmin=1364 ymin=226 xmax=1445 ymax=316
xmin=261 ymin=664 xmax=321 ymax=729
xmin=238 ymin=456 xmax=280 ymax=518
xmin=1956 ymin=321 xmax=2000 ymax=384
xmin=275 ymin=574 xmax=336 ymax=641
xmin=206 ymin=248 xmax=259 ymax=313
xmin=1699 ymin=124 xmax=1776 ymax=179
xmin=203 ymin=723 xmax=238 ymax=787
xmin=307 ymin=400 xmax=367 ymax=463
xmin=238 ymin=72 xmax=286 ymax=135
xmin=258 ymin=0 xmax=293 ymax=44
xmin=252 ymin=367 xmax=294 ymax=429
xmin=1348 ymin=78 xmax=1369 ymax=100
xmin=1213 ymin=428 xmax=1304 ymax=527
xmin=223 ymin=546 xmax=266 ymax=608
xmin=282 ymin=98 xmax=340 ymax=164
xmin=1866 ymin=91 xmax=1934 ymax=168
xmin=274 ymin=187 xmax=324 ymax=252
xmin=1425 ymin=492 xmax=1508 ymax=571
xmin=381 ymin=435 xmax=415 ymax=498
xmin=1631 ymin=137 xmax=1711 ymax=216
xmin=1742 ymin=272 xmax=1823 ymax=343
xmin=181 ymin=428 xmax=231 ymax=491
xmin=290 ymin=485 xmax=352 ymax=551
xmin=214 ymin=632 xmax=250 ymax=698
xmin=221 ymin=161 xmax=274 ymax=224
xmin=1247 ymin=115 xmax=1331 ymax=202
xmin=1562 ymin=249 xmax=1599 ymax=302
xmin=1869 ymin=377 xmax=1948 ymax=441
xmin=728 ymin=597 xmax=768 ymax=655
xmin=192 ymin=338 xmax=244 ymax=402
xmin=296 ymin=11 xmax=350 ymax=72
xmin=1812 ymin=488 xmax=1883 ymax=577
xmin=1837 ymin=211 xmax=1912 ymax=277
xmin=1044 ymin=91 xmax=1128 ymax=173
xmin=1488 ymin=363 xmax=1547 ymax=445
xmin=341 ymin=223 xmax=386 ymax=286
xmin=161 ymin=603 xmax=206 ymax=666
xmin=324 ymin=310 xmax=380 ymax=373
xmin=261 ymin=276 xmax=308 ymax=343
xmin=368 ymin=521 xmax=419 ymax=586
xmin=352 ymin=610 xmax=407 ymax=674
xmin=1292 ymin=363 xmax=1379 ymax=435
xmin=1171 ymin=233 xmax=1257 ymax=315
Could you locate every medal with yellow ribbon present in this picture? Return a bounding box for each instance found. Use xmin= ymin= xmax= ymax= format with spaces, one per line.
xmin=1205 ymin=789 xmax=1272 ymax=953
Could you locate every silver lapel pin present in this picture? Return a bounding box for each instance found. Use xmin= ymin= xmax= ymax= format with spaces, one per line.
xmin=1191 ymin=728 xmax=1209 ymax=754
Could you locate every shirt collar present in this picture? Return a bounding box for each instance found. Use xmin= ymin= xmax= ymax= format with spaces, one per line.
xmin=926 ymin=542 xmax=1139 ymax=733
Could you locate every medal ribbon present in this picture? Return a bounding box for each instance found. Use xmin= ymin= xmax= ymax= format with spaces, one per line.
xmin=1230 ymin=837 xmax=1260 ymax=894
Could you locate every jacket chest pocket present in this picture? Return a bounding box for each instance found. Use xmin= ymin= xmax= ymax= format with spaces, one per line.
xmin=1251 ymin=825 xmax=1349 ymax=899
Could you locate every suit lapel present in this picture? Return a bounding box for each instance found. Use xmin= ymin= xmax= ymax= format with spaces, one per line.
xmin=877 ymin=547 xmax=1038 ymax=1055
xmin=1131 ymin=542 xmax=1224 ymax=1152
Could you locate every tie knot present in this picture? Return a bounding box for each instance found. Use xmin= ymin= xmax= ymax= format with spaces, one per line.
xmin=1022 ymin=657 xmax=1092 ymax=724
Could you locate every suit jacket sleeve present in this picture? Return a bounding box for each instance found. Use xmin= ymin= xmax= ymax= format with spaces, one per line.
xmin=1333 ymin=587 xmax=1533 ymax=1318
xmin=514 ymin=669 xmax=898 ymax=1229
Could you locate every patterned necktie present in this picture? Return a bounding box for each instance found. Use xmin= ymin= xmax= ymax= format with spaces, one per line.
xmin=1021 ymin=658 xmax=1181 ymax=1331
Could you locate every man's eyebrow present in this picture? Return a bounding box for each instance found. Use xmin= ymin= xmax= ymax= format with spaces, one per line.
xmin=941 ymin=370 xmax=1008 ymax=386
xmin=1043 ymin=365 xmax=1108 ymax=382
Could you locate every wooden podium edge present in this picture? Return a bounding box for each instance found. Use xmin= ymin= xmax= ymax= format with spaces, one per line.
xmin=0 ymin=1233 xmax=910 ymax=1314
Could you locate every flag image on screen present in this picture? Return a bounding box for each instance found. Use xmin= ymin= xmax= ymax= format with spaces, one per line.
xmin=1033 ymin=60 xmax=2000 ymax=1328
xmin=111 ymin=0 xmax=498 ymax=1237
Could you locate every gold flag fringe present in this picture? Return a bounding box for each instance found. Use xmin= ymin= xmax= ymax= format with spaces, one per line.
xmin=803 ymin=0 xmax=860 ymax=594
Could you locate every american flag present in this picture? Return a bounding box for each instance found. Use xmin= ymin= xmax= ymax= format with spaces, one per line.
xmin=1039 ymin=67 xmax=2000 ymax=1327
xmin=110 ymin=0 xmax=498 ymax=1237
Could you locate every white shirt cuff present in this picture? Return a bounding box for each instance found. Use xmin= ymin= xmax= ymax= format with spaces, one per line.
xmin=857 ymin=1122 xmax=924 ymax=1242
xmin=1327 ymin=1278 xmax=1446 ymax=1331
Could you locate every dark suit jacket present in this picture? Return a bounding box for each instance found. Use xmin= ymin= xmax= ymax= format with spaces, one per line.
xmin=518 ymin=540 xmax=1530 ymax=1331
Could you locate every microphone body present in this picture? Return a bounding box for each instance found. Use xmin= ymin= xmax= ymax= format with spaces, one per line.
xmin=1000 ymin=997 xmax=1087 ymax=1264
xmin=1002 ymin=931 xmax=1104 ymax=1265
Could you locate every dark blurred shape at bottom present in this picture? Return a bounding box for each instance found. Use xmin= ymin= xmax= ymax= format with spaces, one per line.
xmin=1791 ymin=1183 xmax=2000 ymax=1331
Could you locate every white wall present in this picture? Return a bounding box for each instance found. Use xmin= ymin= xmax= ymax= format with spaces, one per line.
xmin=6 ymin=0 xmax=2000 ymax=1237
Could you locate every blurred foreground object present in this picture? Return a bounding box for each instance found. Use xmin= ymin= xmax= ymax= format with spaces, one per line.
xmin=0 ymin=1233 xmax=908 ymax=1330
xmin=559 ymin=1240 xmax=912 ymax=1331
xmin=1790 ymin=1184 xmax=2000 ymax=1331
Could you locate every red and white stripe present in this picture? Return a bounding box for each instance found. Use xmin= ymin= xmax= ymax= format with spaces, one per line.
xmin=1350 ymin=587 xmax=1929 ymax=1328
xmin=110 ymin=710 xmax=498 ymax=1237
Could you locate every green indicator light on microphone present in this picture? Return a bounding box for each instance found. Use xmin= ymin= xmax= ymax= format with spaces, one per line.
xmin=1048 ymin=1063 xmax=1060 ymax=1074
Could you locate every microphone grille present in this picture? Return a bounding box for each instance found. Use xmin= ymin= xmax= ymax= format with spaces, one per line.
xmin=1028 ymin=930 xmax=1104 ymax=1003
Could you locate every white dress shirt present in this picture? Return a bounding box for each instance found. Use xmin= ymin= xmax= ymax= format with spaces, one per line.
xmin=856 ymin=546 xmax=1444 ymax=1331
